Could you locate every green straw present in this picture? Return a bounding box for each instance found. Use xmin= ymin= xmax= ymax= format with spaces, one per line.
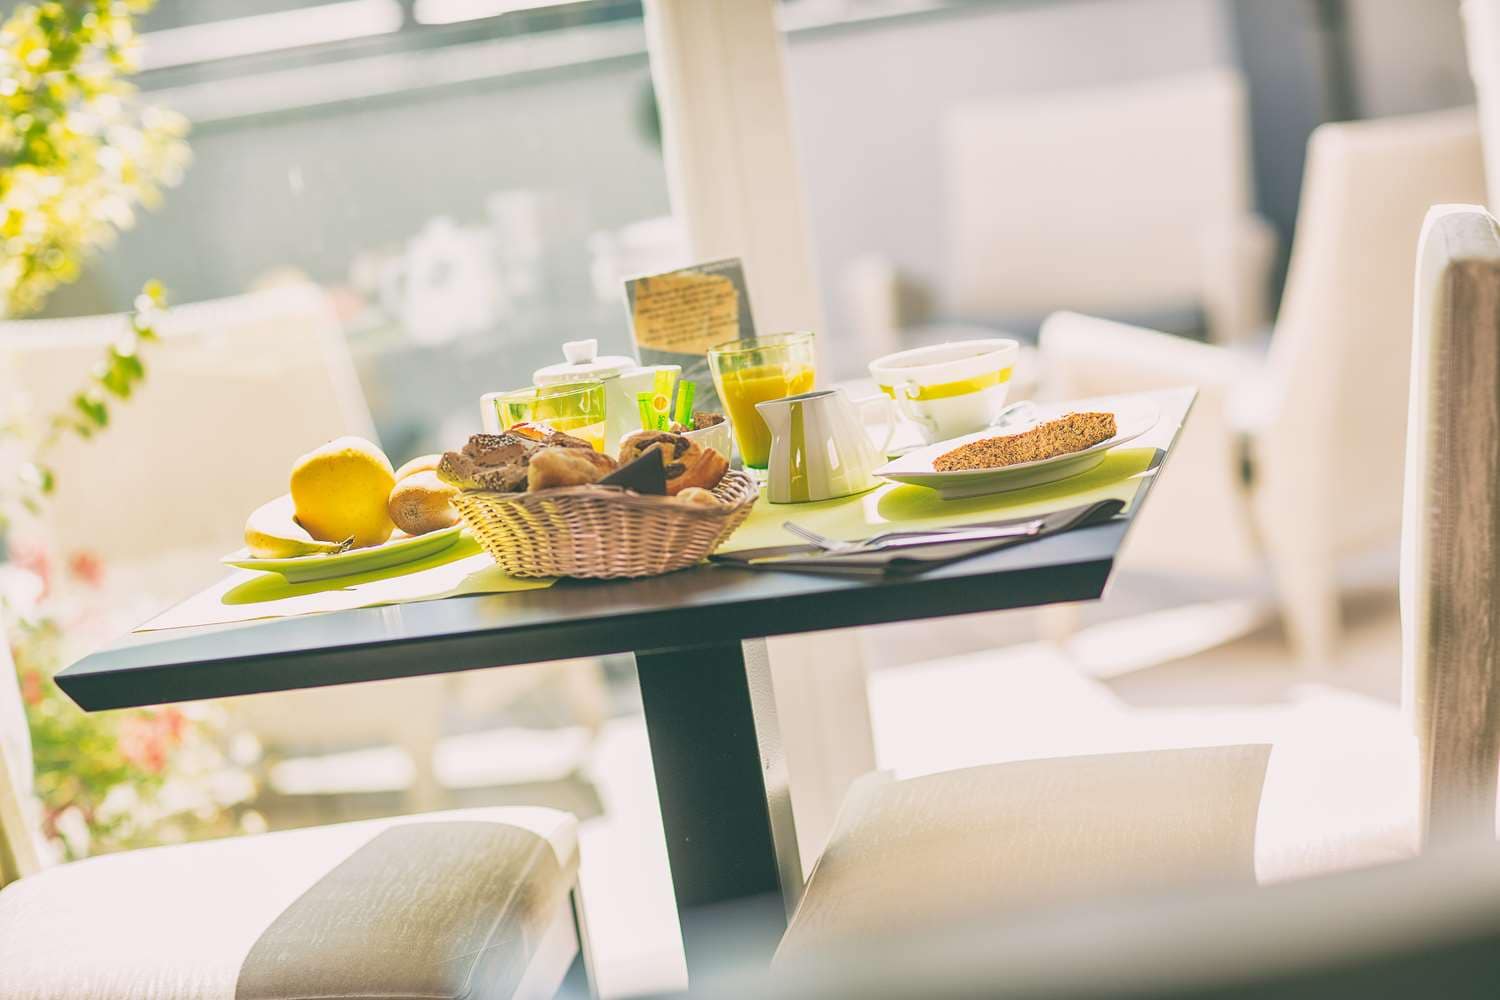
xmin=674 ymin=379 xmax=696 ymax=429
xmin=637 ymin=392 xmax=656 ymax=431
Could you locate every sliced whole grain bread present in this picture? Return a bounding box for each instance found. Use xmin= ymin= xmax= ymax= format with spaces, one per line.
xmin=933 ymin=412 xmax=1117 ymax=472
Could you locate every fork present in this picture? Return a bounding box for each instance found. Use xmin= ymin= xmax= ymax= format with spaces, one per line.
xmin=782 ymin=519 xmax=1043 ymax=555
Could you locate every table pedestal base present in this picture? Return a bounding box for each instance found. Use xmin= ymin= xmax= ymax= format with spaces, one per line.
xmin=635 ymin=637 xmax=801 ymax=981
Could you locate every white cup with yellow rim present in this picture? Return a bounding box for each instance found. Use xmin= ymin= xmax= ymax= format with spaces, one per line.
xmin=868 ymin=338 xmax=1020 ymax=444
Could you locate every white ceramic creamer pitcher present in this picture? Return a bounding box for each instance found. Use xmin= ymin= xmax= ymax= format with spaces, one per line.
xmin=756 ymin=388 xmax=895 ymax=503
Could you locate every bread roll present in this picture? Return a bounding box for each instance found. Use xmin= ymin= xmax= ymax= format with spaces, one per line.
xmin=394 ymin=453 xmax=442 ymax=482
xmin=674 ymin=487 xmax=724 ymax=508
xmin=388 ymin=471 xmax=460 ymax=535
xmin=526 ymin=447 xmax=617 ymax=491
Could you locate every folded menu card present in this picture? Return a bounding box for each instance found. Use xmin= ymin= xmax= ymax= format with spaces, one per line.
xmin=624 ymin=257 xmax=756 ymax=412
xmin=711 ymin=500 xmax=1124 ymax=577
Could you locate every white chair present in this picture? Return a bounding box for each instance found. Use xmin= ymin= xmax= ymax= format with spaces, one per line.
xmin=0 ymin=285 xmax=604 ymax=814
xmin=1039 ymin=107 xmax=1487 ymax=665
xmin=843 ymin=69 xmax=1276 ymax=352
xmin=1464 ymin=0 xmax=1500 ymax=200
xmin=0 ymin=284 xmax=375 ymax=579
xmin=778 ymin=204 xmax=1500 ymax=955
xmin=0 ymin=638 xmax=594 ymax=999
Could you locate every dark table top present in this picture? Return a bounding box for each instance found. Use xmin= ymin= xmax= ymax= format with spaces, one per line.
xmin=58 ymin=388 xmax=1193 ymax=712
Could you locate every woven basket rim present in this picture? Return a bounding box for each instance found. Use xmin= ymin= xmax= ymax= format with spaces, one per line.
xmin=456 ymin=469 xmax=757 ymax=517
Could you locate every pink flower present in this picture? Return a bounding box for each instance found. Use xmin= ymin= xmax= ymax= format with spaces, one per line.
xmin=11 ymin=541 xmax=51 ymax=598
xmin=19 ymin=670 xmax=44 ymax=707
xmin=67 ymin=551 xmax=105 ymax=588
xmin=157 ymin=706 xmax=187 ymax=746
xmin=117 ymin=715 xmax=170 ymax=774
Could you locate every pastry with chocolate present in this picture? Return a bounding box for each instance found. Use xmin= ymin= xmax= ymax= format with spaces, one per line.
xmin=617 ymin=430 xmax=728 ymax=496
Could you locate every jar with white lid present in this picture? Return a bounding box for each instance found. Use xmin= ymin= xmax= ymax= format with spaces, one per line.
xmin=532 ymin=340 xmax=679 ymax=452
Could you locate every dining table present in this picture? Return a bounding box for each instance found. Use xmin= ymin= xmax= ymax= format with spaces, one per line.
xmin=56 ymin=386 xmax=1194 ymax=984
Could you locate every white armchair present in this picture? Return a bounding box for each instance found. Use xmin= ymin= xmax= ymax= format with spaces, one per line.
xmin=777 ymin=204 xmax=1500 ymax=956
xmin=1040 ymin=107 xmax=1487 ymax=665
xmin=842 ymin=69 xmax=1276 ymax=352
xmin=0 ymin=648 xmax=591 ymax=999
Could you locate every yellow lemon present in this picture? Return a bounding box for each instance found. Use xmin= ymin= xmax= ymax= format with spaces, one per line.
xmin=289 ymin=436 xmax=396 ymax=548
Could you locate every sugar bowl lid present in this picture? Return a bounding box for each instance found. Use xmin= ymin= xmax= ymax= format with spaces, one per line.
xmin=533 ymin=339 xmax=639 ymax=384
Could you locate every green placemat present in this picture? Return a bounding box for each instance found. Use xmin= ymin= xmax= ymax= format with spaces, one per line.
xmin=721 ymin=447 xmax=1158 ymax=553
xmin=137 ymin=534 xmax=554 ymax=632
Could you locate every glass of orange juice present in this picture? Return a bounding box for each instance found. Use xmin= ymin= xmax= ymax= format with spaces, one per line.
xmin=483 ymin=380 xmax=608 ymax=451
xmin=708 ymin=332 xmax=817 ymax=476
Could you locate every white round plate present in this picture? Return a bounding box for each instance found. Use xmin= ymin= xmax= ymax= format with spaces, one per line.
xmin=873 ymin=400 xmax=1159 ymax=500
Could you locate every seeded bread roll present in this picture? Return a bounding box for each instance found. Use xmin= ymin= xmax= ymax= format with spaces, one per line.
xmin=436 ymin=428 xmax=594 ymax=493
xmin=933 ymin=412 xmax=1117 ymax=471
xmin=388 ymin=471 xmax=460 ymax=535
xmin=437 ymin=433 xmax=534 ymax=492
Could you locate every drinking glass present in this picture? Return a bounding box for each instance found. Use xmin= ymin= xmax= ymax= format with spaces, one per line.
xmin=708 ymin=331 xmax=817 ymax=475
xmin=483 ymin=379 xmax=608 ymax=451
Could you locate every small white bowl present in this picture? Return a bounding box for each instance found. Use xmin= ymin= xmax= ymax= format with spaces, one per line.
xmin=680 ymin=418 xmax=733 ymax=461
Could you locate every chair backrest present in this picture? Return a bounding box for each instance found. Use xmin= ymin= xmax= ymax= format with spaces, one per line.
xmin=943 ymin=69 xmax=1254 ymax=320
xmin=1464 ymin=0 xmax=1500 ymax=202
xmin=1403 ymin=204 xmax=1500 ymax=849
xmin=0 ymin=284 xmax=376 ymax=569
xmin=1261 ymin=109 xmax=1486 ymax=556
xmin=0 ymin=638 xmax=41 ymax=887
xmin=733 ymin=842 xmax=1500 ymax=999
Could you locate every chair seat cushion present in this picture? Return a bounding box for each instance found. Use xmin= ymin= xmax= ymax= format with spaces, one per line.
xmin=779 ymin=746 xmax=1272 ymax=958
xmin=1254 ymin=703 xmax=1422 ymax=883
xmin=0 ymin=806 xmax=578 ymax=1000
xmin=781 ymin=729 xmax=1436 ymax=960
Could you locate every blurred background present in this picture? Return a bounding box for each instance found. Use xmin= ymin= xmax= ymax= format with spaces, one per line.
xmin=0 ymin=1 xmax=1487 ymax=996
xmin=21 ymin=0 xmax=1477 ymax=452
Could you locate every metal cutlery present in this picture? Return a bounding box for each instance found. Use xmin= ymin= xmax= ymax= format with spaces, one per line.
xmin=781 ymin=518 xmax=1045 ymax=555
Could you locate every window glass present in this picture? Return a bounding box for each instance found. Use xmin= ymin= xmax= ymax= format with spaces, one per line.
xmin=25 ymin=0 xmax=670 ymax=458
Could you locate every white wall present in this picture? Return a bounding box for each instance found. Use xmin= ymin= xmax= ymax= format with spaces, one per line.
xmin=1346 ymin=0 xmax=1474 ymax=117
xmin=782 ymin=0 xmax=1235 ymax=359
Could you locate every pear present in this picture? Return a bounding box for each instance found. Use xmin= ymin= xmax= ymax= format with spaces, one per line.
xmin=244 ymin=494 xmax=351 ymax=559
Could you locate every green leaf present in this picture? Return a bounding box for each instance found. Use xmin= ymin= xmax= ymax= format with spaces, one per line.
xmin=18 ymin=462 xmax=55 ymax=494
xmin=111 ymin=345 xmax=144 ymax=379
xmin=97 ymin=358 xmax=133 ymax=398
xmin=73 ymin=393 xmax=108 ymax=428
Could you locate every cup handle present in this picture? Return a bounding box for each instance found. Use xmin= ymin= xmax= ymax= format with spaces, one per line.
xmin=852 ymin=393 xmax=898 ymax=455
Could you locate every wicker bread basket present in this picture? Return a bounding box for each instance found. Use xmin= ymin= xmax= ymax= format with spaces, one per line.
xmin=453 ymin=470 xmax=759 ymax=579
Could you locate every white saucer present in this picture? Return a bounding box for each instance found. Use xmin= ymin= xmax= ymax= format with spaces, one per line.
xmin=874 ymin=400 xmax=1159 ymax=500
